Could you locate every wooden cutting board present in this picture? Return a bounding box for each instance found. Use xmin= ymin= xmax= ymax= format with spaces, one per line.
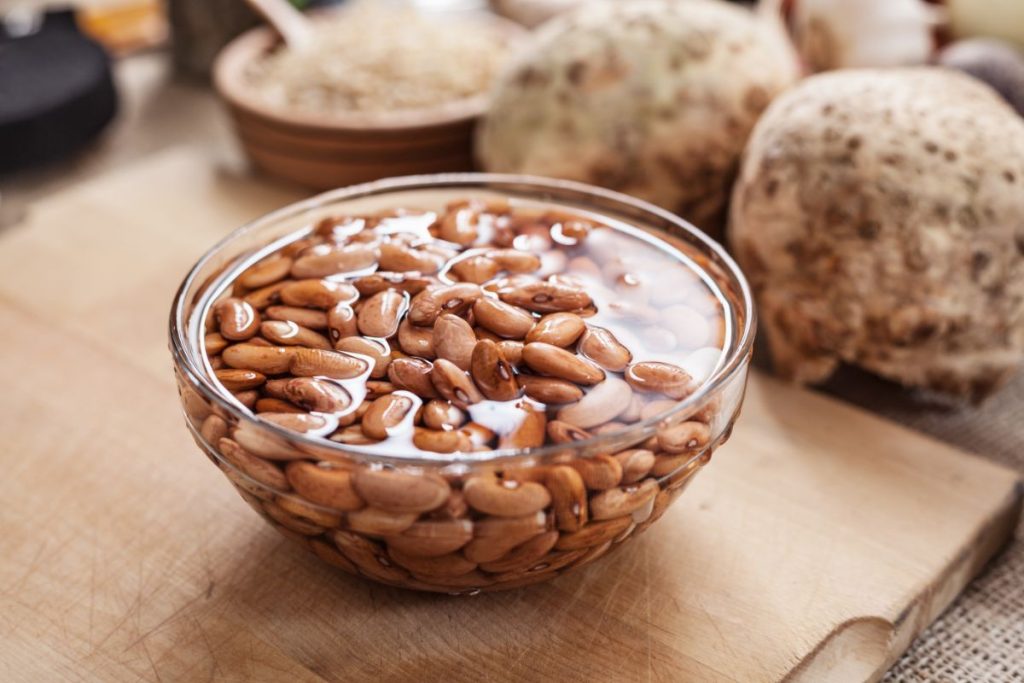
xmin=0 ymin=148 xmax=1019 ymax=683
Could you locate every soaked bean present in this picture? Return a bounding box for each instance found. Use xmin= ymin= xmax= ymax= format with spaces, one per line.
xmin=354 ymin=271 xmax=434 ymax=297
xmin=556 ymin=378 xmax=633 ymax=429
xmin=497 ymin=280 xmax=592 ymax=313
xmin=285 ymin=462 xmax=364 ymax=511
xmin=521 ymin=343 xmax=604 ymax=385
xmin=388 ymin=357 xmax=439 ymax=399
xmin=518 ymin=375 xmax=583 ymax=404
xmin=432 ymin=313 xmax=477 ymax=371
xmin=482 ymin=249 xmax=539 ymax=274
xmin=204 ymin=333 xmax=229 ymax=357
xmin=430 ymin=359 xmax=483 ymax=408
xmin=421 ymin=400 xmax=466 ymax=431
xmin=255 ymin=397 xmax=303 ymax=414
xmin=625 ymin=362 xmax=696 ymax=400
xmin=291 ymin=243 xmax=379 ymax=279
xmin=243 ymin=281 xmax=287 ymax=309
xmin=546 ymin=420 xmax=593 ymax=444
xmin=335 ymin=336 xmax=392 ymax=379
xmin=525 ymin=312 xmax=586 ymax=347
xmin=438 ymin=205 xmax=480 ymax=246
xmin=290 ymin=348 xmax=368 ymax=380
xmin=265 ymin=305 xmax=328 ymax=330
xmin=196 ymin=199 xmax=734 ymax=594
xmin=358 ymin=289 xmax=406 ymax=338
xmin=238 ymin=255 xmax=293 ymax=290
xmin=496 ymin=340 xmax=524 ymax=366
xmin=379 ymin=242 xmax=445 ymax=274
xmin=660 ymin=304 xmax=712 ymax=350
xmin=215 ymin=368 xmax=265 ymax=391
xmin=222 ymin=343 xmax=295 ymax=374
xmin=397 ymin=318 xmax=436 ymax=358
xmin=326 ymin=303 xmax=359 ymax=345
xmin=280 ymin=279 xmax=358 ymax=309
xmin=472 ymin=297 xmax=536 ymax=339
xmin=463 ymin=474 xmax=551 ymax=517
xmin=353 ymin=468 xmax=450 ymax=514
xmin=214 ymin=298 xmax=260 ymax=341
xmin=283 ymin=377 xmax=352 ymax=413
xmin=577 ymin=326 xmax=632 ymax=372
xmin=260 ymin=320 xmax=332 ymax=350
xmin=409 ymin=283 xmax=483 ymax=326
xmin=362 ymin=393 xmax=417 ymax=440
xmin=450 ymin=255 xmax=500 ymax=284
xmin=413 ymin=427 xmax=473 ymax=453
xmin=657 ymin=421 xmax=711 ymax=455
xmin=470 ymin=340 xmax=520 ymax=402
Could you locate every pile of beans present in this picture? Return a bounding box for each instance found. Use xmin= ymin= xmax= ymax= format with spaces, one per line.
xmin=183 ymin=199 xmax=732 ymax=592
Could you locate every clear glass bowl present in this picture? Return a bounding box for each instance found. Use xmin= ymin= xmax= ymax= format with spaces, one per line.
xmin=169 ymin=174 xmax=755 ymax=593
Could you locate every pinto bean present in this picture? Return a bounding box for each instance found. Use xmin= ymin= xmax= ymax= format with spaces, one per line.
xmin=238 ymin=255 xmax=293 ymax=290
xmin=357 ymin=289 xmax=406 ymax=338
xmin=397 ymin=318 xmax=436 ymax=358
xmin=222 ymin=343 xmax=295 ymax=374
xmin=497 ymin=280 xmax=592 ymax=313
xmin=408 ymin=283 xmax=483 ymax=326
xmin=352 ymin=468 xmax=450 ymax=514
xmin=464 ymin=474 xmax=551 ymax=517
xmin=214 ymin=298 xmax=260 ymax=340
xmin=472 ymin=297 xmax=536 ymax=339
xmin=525 ymin=313 xmax=586 ymax=347
xmin=281 ymin=377 xmax=352 ymax=413
xmin=291 ymin=243 xmax=378 ymax=279
xmin=578 ymin=326 xmax=632 ymax=372
xmin=388 ymin=357 xmax=440 ymax=399
xmin=361 ymin=392 xmax=417 ymax=440
xmin=556 ymin=378 xmax=633 ymax=429
xmin=625 ymin=361 xmax=697 ymax=400
xmin=421 ymin=400 xmax=466 ymax=431
xmin=215 ymin=368 xmax=265 ymax=391
xmin=521 ymin=343 xmax=604 ymax=385
xmin=433 ymin=314 xmax=477 ymax=371
xmin=260 ymin=320 xmax=332 ymax=350
xmin=280 ymin=279 xmax=358 ymax=309
xmin=196 ymin=199 xmax=733 ymax=594
xmin=335 ymin=336 xmax=391 ymax=379
xmin=518 ymin=375 xmax=583 ymax=404
xmin=450 ymin=255 xmax=500 ymax=284
xmin=290 ymin=348 xmax=368 ymax=380
xmin=470 ymin=340 xmax=520 ymax=401
xmin=378 ymin=242 xmax=446 ymax=274
xmin=430 ymin=359 xmax=484 ymax=408
xmin=353 ymin=271 xmax=434 ymax=297
xmin=265 ymin=305 xmax=328 ymax=330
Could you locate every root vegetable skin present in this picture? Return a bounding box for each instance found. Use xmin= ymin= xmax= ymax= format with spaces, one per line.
xmin=728 ymin=68 xmax=1024 ymax=400
xmin=477 ymin=0 xmax=798 ymax=236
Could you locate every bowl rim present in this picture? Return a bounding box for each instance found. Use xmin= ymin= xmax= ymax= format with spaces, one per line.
xmin=169 ymin=173 xmax=756 ymax=468
xmin=211 ymin=10 xmax=529 ymax=133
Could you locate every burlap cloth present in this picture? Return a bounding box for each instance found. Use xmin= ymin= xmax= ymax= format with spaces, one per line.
xmin=813 ymin=366 xmax=1024 ymax=681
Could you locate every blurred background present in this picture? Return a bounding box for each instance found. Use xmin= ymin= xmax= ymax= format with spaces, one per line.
xmin=2 ymin=0 xmax=1024 ymax=678
xmin=2 ymin=0 xmax=1022 ymax=223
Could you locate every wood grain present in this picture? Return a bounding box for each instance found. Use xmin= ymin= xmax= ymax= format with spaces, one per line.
xmin=0 ymin=148 xmax=1018 ymax=683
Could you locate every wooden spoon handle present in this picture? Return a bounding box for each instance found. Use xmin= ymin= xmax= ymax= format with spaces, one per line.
xmin=245 ymin=0 xmax=313 ymax=50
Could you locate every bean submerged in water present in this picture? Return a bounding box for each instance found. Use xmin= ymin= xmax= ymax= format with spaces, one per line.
xmin=197 ymin=198 xmax=732 ymax=593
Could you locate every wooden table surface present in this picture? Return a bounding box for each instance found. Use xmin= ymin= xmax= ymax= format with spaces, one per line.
xmin=0 ymin=148 xmax=1019 ymax=682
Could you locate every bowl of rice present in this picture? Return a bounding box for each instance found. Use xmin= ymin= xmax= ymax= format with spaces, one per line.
xmin=213 ymin=3 xmax=526 ymax=189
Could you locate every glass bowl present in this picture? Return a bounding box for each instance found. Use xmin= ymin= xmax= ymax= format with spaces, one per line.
xmin=169 ymin=174 xmax=755 ymax=594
